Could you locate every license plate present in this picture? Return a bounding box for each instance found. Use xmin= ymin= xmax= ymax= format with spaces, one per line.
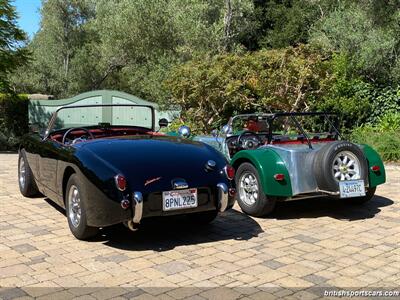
xmin=162 ymin=188 xmax=198 ymax=211
xmin=339 ymin=180 xmax=366 ymax=198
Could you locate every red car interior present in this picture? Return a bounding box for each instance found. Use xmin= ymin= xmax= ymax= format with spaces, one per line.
xmin=271 ymin=137 xmax=336 ymax=145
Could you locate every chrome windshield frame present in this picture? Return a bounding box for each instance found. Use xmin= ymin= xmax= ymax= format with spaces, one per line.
xmin=225 ymin=112 xmax=340 ymax=147
xmin=43 ymin=104 xmax=156 ymax=141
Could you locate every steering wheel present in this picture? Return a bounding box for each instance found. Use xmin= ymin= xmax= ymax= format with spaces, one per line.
xmin=62 ymin=127 xmax=94 ymax=145
xmin=237 ymin=131 xmax=262 ymax=150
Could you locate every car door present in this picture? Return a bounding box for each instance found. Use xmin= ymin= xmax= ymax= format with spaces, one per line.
xmin=23 ymin=133 xmax=42 ymax=183
xmin=37 ymin=139 xmax=63 ymax=194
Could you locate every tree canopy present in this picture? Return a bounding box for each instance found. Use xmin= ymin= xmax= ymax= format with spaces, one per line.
xmin=7 ymin=0 xmax=400 ymax=130
xmin=0 ymin=0 xmax=28 ymax=92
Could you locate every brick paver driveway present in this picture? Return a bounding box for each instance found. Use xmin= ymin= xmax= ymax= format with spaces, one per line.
xmin=1 ymin=153 xmax=399 ymax=299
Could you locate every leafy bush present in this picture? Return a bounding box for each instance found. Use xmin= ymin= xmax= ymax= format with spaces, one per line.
xmin=351 ymin=113 xmax=400 ymax=162
xmin=311 ymin=54 xmax=372 ymax=132
xmin=368 ymin=86 xmax=400 ymax=124
xmin=165 ymin=45 xmax=333 ymax=133
xmin=0 ymin=94 xmax=29 ymax=150
xmin=376 ymin=112 xmax=400 ymax=132
xmin=313 ymin=54 xmax=400 ymax=133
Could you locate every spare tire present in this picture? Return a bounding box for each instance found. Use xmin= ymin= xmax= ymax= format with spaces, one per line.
xmin=313 ymin=141 xmax=368 ymax=193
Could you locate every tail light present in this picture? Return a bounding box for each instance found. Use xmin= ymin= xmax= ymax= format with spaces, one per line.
xmin=371 ymin=165 xmax=380 ymax=172
xmin=225 ymin=165 xmax=235 ymax=180
xmin=274 ymin=174 xmax=285 ymax=181
xmin=115 ymin=174 xmax=127 ymax=191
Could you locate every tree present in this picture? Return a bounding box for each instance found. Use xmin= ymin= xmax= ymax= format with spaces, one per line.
xmin=91 ymin=0 xmax=253 ymax=101
xmin=310 ymin=0 xmax=400 ymax=83
xmin=238 ymin=0 xmax=335 ymax=50
xmin=12 ymin=0 xmax=255 ymax=100
xmin=166 ymin=46 xmax=333 ymax=132
xmin=10 ymin=0 xmax=96 ymax=97
xmin=0 ymin=0 xmax=29 ymax=92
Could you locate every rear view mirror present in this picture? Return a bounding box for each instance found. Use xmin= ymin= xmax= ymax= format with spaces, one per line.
xmin=158 ymin=118 xmax=169 ymax=128
xmin=29 ymin=123 xmax=40 ymax=133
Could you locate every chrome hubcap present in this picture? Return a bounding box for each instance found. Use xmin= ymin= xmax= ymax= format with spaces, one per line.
xmin=19 ymin=157 xmax=26 ymax=189
xmin=333 ymin=151 xmax=361 ymax=181
xmin=239 ymin=172 xmax=259 ymax=206
xmin=68 ymin=185 xmax=81 ymax=228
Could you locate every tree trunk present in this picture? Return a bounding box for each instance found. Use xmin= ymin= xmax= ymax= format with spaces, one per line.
xmin=223 ymin=0 xmax=233 ymax=52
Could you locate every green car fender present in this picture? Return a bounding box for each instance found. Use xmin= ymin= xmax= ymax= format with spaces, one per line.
xmin=230 ymin=148 xmax=293 ymax=197
xmin=360 ymin=144 xmax=386 ymax=188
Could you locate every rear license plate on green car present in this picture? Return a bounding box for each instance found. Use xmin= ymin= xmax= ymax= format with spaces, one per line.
xmin=339 ymin=180 xmax=366 ymax=198
xmin=162 ymin=189 xmax=198 ymax=211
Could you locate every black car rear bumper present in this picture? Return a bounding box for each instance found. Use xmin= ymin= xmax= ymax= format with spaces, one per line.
xmin=84 ymin=176 xmax=235 ymax=227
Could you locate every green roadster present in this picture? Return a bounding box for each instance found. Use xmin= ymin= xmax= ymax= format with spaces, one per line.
xmin=181 ymin=112 xmax=386 ymax=217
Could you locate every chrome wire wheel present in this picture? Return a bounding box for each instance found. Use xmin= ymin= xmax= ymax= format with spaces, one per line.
xmin=332 ymin=150 xmax=361 ymax=181
xmin=68 ymin=185 xmax=82 ymax=228
xmin=239 ymin=172 xmax=259 ymax=206
xmin=19 ymin=156 xmax=26 ymax=190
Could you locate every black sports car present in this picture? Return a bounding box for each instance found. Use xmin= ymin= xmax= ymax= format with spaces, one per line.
xmin=18 ymin=104 xmax=235 ymax=240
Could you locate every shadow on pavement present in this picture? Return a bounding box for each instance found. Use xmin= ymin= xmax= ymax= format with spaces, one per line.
xmin=43 ymin=193 xmax=393 ymax=251
xmin=98 ymin=209 xmax=263 ymax=252
xmin=267 ymin=195 xmax=393 ymax=221
xmin=43 ymin=199 xmax=263 ymax=252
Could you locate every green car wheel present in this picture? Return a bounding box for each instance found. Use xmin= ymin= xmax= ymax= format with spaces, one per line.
xmin=235 ymin=163 xmax=277 ymax=217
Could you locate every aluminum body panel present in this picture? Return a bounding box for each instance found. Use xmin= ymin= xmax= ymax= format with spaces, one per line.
xmin=262 ymin=143 xmax=327 ymax=195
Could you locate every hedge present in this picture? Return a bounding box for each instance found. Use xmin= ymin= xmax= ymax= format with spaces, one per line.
xmin=0 ymin=94 xmax=29 ymax=151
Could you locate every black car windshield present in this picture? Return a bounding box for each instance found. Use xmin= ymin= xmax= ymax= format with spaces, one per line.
xmin=47 ymin=104 xmax=154 ymax=133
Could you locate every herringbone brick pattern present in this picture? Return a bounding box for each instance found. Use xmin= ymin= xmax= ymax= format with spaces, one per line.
xmin=0 ymin=154 xmax=399 ymax=299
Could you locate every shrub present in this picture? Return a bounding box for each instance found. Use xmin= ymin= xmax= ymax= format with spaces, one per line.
xmin=351 ymin=113 xmax=400 ymax=162
xmin=165 ymin=45 xmax=333 ymax=133
xmin=368 ymin=86 xmax=400 ymax=124
xmin=0 ymin=94 xmax=29 ymax=150
xmin=376 ymin=112 xmax=400 ymax=132
xmin=312 ymin=54 xmax=373 ymax=132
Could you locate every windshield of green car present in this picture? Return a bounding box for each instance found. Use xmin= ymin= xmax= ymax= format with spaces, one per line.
xmin=272 ymin=114 xmax=338 ymax=138
xmin=231 ymin=114 xmax=271 ymax=134
xmin=231 ymin=113 xmax=339 ymax=138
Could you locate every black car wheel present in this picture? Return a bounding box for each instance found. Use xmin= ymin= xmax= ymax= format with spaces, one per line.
xmin=66 ymin=174 xmax=99 ymax=240
xmin=235 ymin=163 xmax=276 ymax=217
xmin=18 ymin=150 xmax=39 ymax=197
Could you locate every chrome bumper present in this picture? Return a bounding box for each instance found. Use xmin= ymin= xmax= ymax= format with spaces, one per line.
xmin=127 ymin=184 xmax=228 ymax=231
xmin=126 ymin=191 xmax=143 ymax=231
xmin=217 ymin=183 xmax=228 ymax=212
xmin=132 ymin=192 xmax=143 ymax=223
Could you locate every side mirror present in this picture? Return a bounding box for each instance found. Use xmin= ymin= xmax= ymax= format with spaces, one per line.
xmin=221 ymin=124 xmax=233 ymax=136
xmin=158 ymin=118 xmax=169 ymax=128
xmin=178 ymin=125 xmax=191 ymax=138
xmin=211 ymin=129 xmax=219 ymax=138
